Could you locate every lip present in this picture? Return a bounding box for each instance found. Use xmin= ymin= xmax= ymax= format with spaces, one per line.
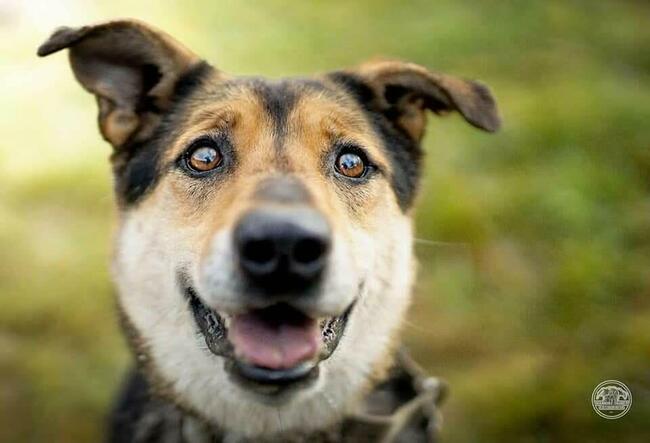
xmin=177 ymin=271 xmax=355 ymax=395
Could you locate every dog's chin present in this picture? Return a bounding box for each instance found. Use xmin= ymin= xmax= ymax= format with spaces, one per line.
xmin=181 ymin=276 xmax=355 ymax=401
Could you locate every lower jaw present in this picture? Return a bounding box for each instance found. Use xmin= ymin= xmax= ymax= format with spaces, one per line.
xmin=180 ymin=273 xmax=355 ymax=398
xmin=224 ymin=359 xmax=322 ymax=399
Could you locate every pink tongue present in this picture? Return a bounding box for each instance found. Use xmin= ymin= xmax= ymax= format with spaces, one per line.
xmin=229 ymin=310 xmax=320 ymax=369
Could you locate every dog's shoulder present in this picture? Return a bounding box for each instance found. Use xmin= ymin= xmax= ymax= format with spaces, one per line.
xmin=106 ymin=369 xmax=206 ymax=443
xmin=106 ymin=369 xmax=153 ymax=443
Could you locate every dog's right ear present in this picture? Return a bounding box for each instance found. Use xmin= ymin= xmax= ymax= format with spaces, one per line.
xmin=38 ymin=20 xmax=203 ymax=148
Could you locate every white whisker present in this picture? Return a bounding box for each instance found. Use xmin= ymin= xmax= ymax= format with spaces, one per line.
xmin=322 ymin=391 xmax=338 ymax=413
xmin=276 ymin=410 xmax=285 ymax=434
xmin=414 ymin=237 xmax=469 ymax=248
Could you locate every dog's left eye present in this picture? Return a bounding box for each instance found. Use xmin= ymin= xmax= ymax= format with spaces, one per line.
xmin=185 ymin=145 xmax=222 ymax=172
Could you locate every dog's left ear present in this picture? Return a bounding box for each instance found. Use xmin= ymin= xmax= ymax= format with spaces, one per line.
xmin=37 ymin=20 xmax=202 ymax=148
xmin=333 ymin=60 xmax=501 ymax=141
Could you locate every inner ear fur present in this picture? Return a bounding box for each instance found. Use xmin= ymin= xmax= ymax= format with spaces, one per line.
xmin=37 ymin=20 xmax=202 ymax=147
xmin=354 ymin=60 xmax=501 ymax=141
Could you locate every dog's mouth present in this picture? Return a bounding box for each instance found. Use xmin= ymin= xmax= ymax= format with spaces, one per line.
xmin=181 ymin=275 xmax=354 ymax=396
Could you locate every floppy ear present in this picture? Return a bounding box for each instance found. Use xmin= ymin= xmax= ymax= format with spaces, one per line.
xmin=37 ymin=20 xmax=202 ymax=148
xmin=342 ymin=60 xmax=501 ymax=141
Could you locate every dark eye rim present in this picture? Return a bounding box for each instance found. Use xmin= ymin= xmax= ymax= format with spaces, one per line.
xmin=332 ymin=143 xmax=377 ymax=182
xmin=177 ymin=135 xmax=229 ymax=177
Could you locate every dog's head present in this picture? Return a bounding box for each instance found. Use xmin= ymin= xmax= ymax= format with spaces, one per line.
xmin=39 ymin=20 xmax=499 ymax=437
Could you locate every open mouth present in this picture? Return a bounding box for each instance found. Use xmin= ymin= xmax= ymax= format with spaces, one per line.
xmin=180 ymin=273 xmax=354 ymax=396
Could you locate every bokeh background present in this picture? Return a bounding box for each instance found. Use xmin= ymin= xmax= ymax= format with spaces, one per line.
xmin=1 ymin=0 xmax=649 ymax=441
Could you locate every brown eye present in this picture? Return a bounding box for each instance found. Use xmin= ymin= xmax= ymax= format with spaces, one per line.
xmin=335 ymin=152 xmax=366 ymax=178
xmin=187 ymin=145 xmax=222 ymax=172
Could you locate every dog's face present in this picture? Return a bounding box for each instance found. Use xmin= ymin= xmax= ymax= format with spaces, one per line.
xmin=39 ymin=20 xmax=499 ymax=437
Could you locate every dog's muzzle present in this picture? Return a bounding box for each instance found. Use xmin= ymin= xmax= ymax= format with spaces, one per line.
xmin=179 ymin=206 xmax=355 ymax=397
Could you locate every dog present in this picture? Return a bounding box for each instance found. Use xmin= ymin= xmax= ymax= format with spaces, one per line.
xmin=38 ymin=20 xmax=500 ymax=442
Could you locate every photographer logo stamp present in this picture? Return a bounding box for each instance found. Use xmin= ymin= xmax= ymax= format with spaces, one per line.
xmin=591 ymin=380 xmax=632 ymax=419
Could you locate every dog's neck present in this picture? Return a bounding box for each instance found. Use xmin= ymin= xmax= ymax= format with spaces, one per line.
xmin=108 ymin=349 xmax=445 ymax=443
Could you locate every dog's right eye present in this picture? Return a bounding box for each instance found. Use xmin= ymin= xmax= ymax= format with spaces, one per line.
xmin=336 ymin=152 xmax=366 ymax=178
xmin=184 ymin=144 xmax=222 ymax=173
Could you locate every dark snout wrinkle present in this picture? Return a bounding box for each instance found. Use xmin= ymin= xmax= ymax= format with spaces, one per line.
xmin=234 ymin=206 xmax=331 ymax=295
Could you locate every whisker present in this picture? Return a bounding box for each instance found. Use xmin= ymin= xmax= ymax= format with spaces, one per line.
xmin=276 ymin=410 xmax=285 ymax=434
xmin=401 ymin=318 xmax=434 ymax=334
xmin=321 ymin=392 xmax=338 ymax=413
xmin=414 ymin=238 xmax=469 ymax=248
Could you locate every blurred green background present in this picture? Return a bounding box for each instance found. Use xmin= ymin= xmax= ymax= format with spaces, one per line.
xmin=1 ymin=0 xmax=649 ymax=441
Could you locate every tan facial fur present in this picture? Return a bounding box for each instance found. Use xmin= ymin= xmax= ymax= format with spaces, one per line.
xmin=112 ymin=83 xmax=415 ymax=436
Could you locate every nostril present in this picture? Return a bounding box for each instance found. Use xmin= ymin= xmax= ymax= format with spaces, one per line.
xmin=241 ymin=238 xmax=277 ymax=269
xmin=292 ymin=237 xmax=328 ymax=265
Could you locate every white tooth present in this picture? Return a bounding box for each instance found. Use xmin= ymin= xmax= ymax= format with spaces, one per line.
xmin=222 ymin=314 xmax=232 ymax=328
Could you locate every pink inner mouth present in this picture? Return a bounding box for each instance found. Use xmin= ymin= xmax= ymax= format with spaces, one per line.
xmin=229 ymin=305 xmax=321 ymax=370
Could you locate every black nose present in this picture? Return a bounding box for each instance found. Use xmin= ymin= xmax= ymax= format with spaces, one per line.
xmin=234 ymin=208 xmax=331 ymax=294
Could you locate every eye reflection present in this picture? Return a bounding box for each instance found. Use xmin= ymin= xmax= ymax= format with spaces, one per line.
xmin=335 ymin=152 xmax=366 ymax=178
xmin=187 ymin=146 xmax=222 ymax=172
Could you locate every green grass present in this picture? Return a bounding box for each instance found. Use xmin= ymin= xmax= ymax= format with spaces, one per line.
xmin=1 ymin=1 xmax=649 ymax=441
